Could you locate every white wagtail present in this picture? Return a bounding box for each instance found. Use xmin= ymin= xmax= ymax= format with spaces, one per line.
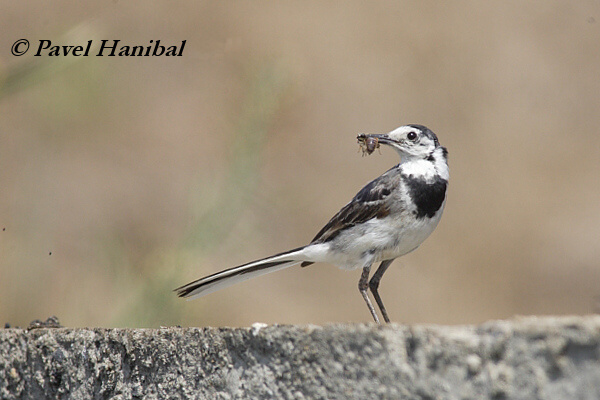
xmin=176 ymin=124 xmax=449 ymax=324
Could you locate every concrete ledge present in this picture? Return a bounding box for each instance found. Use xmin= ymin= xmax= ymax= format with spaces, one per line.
xmin=1 ymin=316 xmax=600 ymax=399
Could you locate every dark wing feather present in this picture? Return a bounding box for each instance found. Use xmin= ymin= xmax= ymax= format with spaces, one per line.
xmin=309 ymin=167 xmax=398 ymax=244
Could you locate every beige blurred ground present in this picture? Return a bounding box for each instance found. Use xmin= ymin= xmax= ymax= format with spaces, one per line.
xmin=1 ymin=2 xmax=599 ymax=328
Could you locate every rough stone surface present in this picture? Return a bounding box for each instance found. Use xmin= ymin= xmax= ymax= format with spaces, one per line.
xmin=1 ymin=316 xmax=600 ymax=399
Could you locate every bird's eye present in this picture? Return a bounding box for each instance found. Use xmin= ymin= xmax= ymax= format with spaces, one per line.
xmin=407 ymin=131 xmax=417 ymax=141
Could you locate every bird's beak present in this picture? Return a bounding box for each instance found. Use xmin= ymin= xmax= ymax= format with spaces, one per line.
xmin=368 ymin=133 xmax=394 ymax=145
xmin=357 ymin=133 xmax=398 ymax=156
xmin=357 ymin=133 xmax=394 ymax=145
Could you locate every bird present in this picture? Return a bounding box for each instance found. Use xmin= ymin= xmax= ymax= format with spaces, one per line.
xmin=175 ymin=124 xmax=449 ymax=324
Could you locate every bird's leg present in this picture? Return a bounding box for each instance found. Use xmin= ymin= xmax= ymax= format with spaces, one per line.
xmin=369 ymin=259 xmax=394 ymax=323
xmin=358 ymin=262 xmax=381 ymax=324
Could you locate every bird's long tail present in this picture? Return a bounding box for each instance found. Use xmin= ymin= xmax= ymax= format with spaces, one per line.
xmin=175 ymin=246 xmax=308 ymax=299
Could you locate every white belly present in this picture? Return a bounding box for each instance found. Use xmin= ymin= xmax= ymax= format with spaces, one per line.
xmin=304 ymin=201 xmax=445 ymax=270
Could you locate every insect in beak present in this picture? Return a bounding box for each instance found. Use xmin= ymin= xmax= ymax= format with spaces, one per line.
xmin=357 ymin=134 xmax=381 ymax=156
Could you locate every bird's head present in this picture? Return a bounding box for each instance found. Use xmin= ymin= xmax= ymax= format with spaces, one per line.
xmin=358 ymin=125 xmax=441 ymax=160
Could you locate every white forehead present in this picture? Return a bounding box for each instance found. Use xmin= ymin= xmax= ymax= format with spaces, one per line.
xmin=387 ymin=125 xmax=421 ymax=140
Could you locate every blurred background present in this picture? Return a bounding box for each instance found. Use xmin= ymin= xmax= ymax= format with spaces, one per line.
xmin=1 ymin=2 xmax=599 ymax=328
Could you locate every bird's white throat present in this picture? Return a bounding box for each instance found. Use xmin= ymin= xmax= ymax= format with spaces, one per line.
xmin=400 ymin=147 xmax=449 ymax=182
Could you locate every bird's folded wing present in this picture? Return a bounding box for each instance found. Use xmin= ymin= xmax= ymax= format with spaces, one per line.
xmin=309 ymin=168 xmax=400 ymax=244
